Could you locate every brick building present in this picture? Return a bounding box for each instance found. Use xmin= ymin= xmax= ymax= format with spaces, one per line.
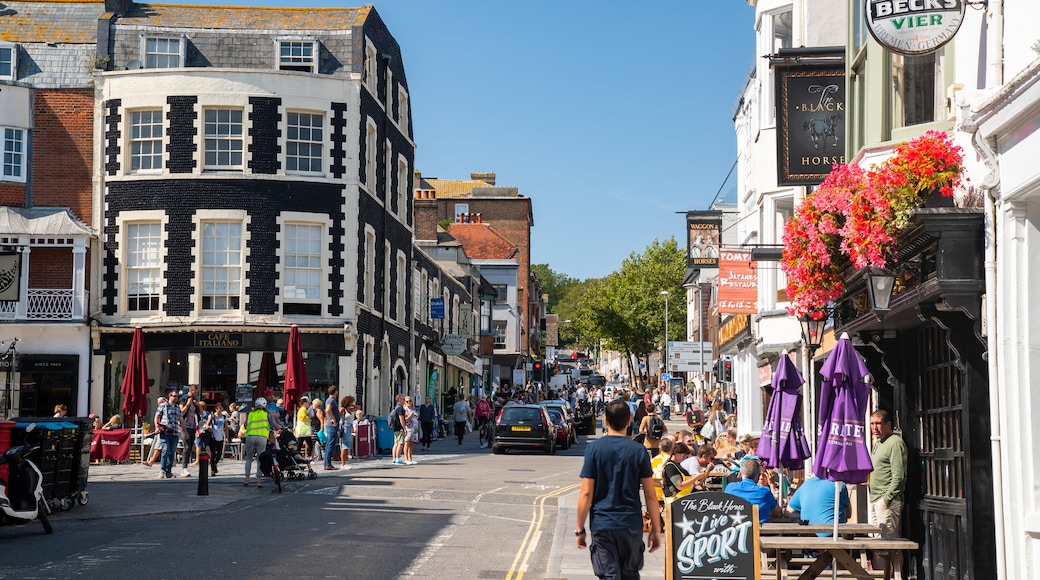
xmin=89 ymin=0 xmax=414 ymax=418
xmin=413 ymin=171 xmax=545 ymax=379
xmin=0 ymin=1 xmax=100 ymax=418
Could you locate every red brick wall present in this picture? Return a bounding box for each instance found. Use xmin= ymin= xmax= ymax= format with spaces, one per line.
xmin=27 ymin=247 xmax=73 ymax=288
xmin=0 ymin=183 xmax=25 ymax=206
xmin=30 ymin=89 xmax=94 ymax=224
xmin=413 ymin=196 xmax=439 ymax=241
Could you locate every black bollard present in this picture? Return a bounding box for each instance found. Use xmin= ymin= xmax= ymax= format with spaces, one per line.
xmin=197 ymin=449 xmax=209 ymax=496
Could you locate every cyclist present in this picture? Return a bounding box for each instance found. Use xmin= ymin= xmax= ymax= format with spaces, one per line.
xmin=475 ymin=396 xmax=494 ymax=448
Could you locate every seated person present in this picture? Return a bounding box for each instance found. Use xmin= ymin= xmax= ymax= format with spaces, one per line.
xmin=101 ymin=414 xmax=124 ymax=430
xmin=680 ymin=443 xmax=718 ymax=490
xmin=90 ymin=414 xmax=102 ymax=432
xmin=651 ymin=437 xmax=674 ymax=503
xmin=662 ymin=442 xmax=699 ymax=499
xmin=724 ymin=459 xmax=782 ymax=523
xmin=785 ymin=476 xmax=851 ymax=537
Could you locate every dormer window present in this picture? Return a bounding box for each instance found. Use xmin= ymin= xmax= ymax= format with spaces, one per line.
xmin=143 ymin=37 xmax=182 ymax=68
xmin=0 ymin=44 xmax=16 ymax=80
xmin=279 ymin=40 xmax=316 ymax=73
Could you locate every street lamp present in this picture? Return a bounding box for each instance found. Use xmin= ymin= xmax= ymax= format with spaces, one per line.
xmin=799 ymin=308 xmax=830 ymax=357
xmin=660 ymin=290 xmax=669 ymax=385
xmin=865 ymin=269 xmax=896 ymax=321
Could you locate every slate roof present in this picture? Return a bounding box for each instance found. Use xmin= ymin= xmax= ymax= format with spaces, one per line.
xmin=119 ymin=2 xmax=370 ymax=31
xmin=0 ymin=206 xmax=94 ymax=237
xmin=0 ymin=1 xmax=106 ymax=44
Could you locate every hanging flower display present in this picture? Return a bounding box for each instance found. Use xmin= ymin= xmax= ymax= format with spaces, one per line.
xmin=781 ymin=131 xmax=965 ymax=315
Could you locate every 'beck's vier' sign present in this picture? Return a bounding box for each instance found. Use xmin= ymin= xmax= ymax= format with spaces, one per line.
xmin=866 ymin=0 xmax=965 ymax=55
xmin=666 ymin=493 xmax=760 ymax=580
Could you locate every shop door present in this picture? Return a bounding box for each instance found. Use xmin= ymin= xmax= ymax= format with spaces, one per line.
xmin=905 ymin=323 xmax=993 ymax=580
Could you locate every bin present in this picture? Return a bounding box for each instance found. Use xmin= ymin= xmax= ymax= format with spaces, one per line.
xmin=354 ymin=421 xmax=375 ymax=458
xmin=52 ymin=421 xmax=79 ymax=501
xmin=375 ymin=417 xmax=393 ymax=453
xmin=11 ymin=420 xmax=61 ymax=506
xmin=69 ymin=417 xmax=92 ymax=501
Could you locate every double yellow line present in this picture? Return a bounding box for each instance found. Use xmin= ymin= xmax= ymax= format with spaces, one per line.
xmin=505 ymin=483 xmax=581 ymax=580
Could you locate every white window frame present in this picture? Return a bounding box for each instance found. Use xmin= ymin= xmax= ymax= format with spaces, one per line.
xmin=396 ymin=251 xmax=406 ymax=323
xmin=277 ymin=38 xmax=317 ymax=73
xmin=492 ymin=321 xmax=507 ymax=349
xmin=277 ymin=213 xmax=330 ymax=315
xmin=398 ymin=88 xmax=409 ymax=135
xmin=0 ymin=44 xmax=16 ymax=80
xmin=384 ymin=241 xmax=392 ymax=316
xmin=384 ymin=140 xmax=392 ymax=207
xmin=285 ymin=110 xmax=324 ymax=175
xmin=203 ymin=108 xmax=244 ymax=171
xmin=397 ymin=154 xmax=409 ymax=219
xmin=454 ymin=203 xmax=469 ymax=223
xmin=412 ymin=266 xmax=421 ymax=321
xmin=363 ymin=38 xmax=377 ymax=92
xmin=116 ymin=210 xmax=169 ymax=315
xmin=365 ymin=119 xmax=377 ymax=190
xmin=142 ymin=36 xmax=183 ymax=69
xmin=364 ymin=227 xmax=376 ymax=308
xmin=386 ymin=68 xmax=394 ymax=112
xmin=758 ymin=7 xmax=793 ymax=127
xmin=193 ymin=210 xmax=248 ymax=314
xmin=1 ymin=127 xmax=26 ymax=182
xmin=127 ymin=108 xmax=164 ymax=174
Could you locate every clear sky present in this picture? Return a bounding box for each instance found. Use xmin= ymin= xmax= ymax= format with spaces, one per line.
xmin=181 ymin=0 xmax=757 ymax=280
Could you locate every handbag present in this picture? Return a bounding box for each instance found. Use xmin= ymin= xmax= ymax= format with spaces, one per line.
xmin=699 ymin=421 xmax=716 ymax=440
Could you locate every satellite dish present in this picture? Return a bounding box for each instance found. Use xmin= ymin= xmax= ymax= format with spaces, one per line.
xmin=126 ymin=59 xmax=142 ymax=70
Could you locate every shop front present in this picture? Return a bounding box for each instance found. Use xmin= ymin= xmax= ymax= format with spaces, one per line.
xmin=832 ymin=209 xmax=995 ymax=579
xmin=97 ymin=327 xmax=351 ymax=423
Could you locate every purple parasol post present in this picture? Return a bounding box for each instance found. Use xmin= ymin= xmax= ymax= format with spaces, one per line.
xmin=757 ymin=350 xmax=811 ymax=508
xmin=812 ymin=332 xmax=874 ymax=540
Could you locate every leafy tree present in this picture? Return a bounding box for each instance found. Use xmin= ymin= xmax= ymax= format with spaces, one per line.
xmin=531 ymin=263 xmax=578 ymax=314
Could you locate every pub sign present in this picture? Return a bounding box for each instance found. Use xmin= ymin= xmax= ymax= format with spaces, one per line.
xmin=686 ymin=211 xmax=722 ymax=269
xmin=775 ymin=64 xmax=846 ymax=186
xmin=0 ymin=252 xmax=21 ymax=302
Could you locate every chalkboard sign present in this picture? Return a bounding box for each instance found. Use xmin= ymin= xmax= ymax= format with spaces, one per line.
xmin=236 ymin=384 xmax=255 ymax=408
xmin=666 ymin=492 xmax=760 ymax=580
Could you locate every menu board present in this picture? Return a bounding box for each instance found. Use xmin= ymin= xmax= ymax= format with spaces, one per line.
xmin=666 ymin=492 xmax=760 ymax=580
xmin=236 ymin=384 xmax=255 ymax=408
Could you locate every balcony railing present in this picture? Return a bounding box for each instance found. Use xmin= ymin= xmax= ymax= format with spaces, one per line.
xmin=0 ymin=289 xmax=88 ymax=321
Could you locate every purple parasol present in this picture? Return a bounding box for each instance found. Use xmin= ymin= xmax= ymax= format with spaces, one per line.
xmin=812 ymin=333 xmax=874 ymax=484
xmin=757 ymin=351 xmax=811 ymax=470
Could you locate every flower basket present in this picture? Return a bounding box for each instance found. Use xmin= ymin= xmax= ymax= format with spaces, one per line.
xmin=782 ymin=131 xmax=965 ymax=314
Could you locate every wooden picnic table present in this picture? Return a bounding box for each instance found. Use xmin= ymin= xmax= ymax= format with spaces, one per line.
xmin=761 ymin=522 xmax=881 ymax=536
xmin=759 ymin=535 xmax=917 ymax=580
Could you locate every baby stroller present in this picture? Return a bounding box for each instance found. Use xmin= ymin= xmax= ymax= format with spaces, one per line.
xmin=258 ymin=430 xmax=317 ymax=492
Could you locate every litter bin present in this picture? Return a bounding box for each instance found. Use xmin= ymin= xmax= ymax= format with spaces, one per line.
xmin=354 ymin=421 xmax=374 ymax=458
xmin=52 ymin=421 xmax=79 ymax=507
xmin=375 ymin=417 xmax=393 ymax=454
xmin=11 ymin=420 xmax=62 ymax=509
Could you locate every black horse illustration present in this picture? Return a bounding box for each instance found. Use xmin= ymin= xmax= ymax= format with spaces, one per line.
xmin=803 ymin=113 xmax=842 ymax=149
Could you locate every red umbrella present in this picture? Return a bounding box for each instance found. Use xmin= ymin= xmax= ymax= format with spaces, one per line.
xmin=283 ymin=325 xmax=307 ymax=410
xmin=120 ymin=327 xmax=150 ymax=421
xmin=255 ymin=351 xmax=278 ymax=401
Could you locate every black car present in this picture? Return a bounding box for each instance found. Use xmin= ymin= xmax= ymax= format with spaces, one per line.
xmin=492 ymin=405 xmax=556 ymax=455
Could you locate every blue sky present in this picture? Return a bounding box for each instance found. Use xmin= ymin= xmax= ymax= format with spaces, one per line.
xmin=184 ymin=0 xmax=757 ymax=280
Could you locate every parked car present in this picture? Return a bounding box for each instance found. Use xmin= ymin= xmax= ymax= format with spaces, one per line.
xmin=545 ymin=407 xmax=571 ymax=450
xmin=540 ymin=401 xmax=579 ymax=445
xmin=492 ymin=405 xmax=556 ymax=455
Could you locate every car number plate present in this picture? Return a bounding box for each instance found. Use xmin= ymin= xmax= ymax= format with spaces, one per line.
xmin=512 ymin=426 xmax=531 ymax=432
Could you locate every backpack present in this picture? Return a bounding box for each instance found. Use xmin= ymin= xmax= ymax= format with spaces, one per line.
xmin=648 ymin=414 xmax=664 ymax=439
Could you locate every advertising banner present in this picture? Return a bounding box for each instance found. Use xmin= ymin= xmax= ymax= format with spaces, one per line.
xmin=775 ymin=64 xmax=845 ymax=185
xmin=686 ymin=212 xmax=722 ymax=269
xmin=718 ymin=250 xmax=758 ymax=314
xmin=865 ymin=0 xmax=965 ymax=56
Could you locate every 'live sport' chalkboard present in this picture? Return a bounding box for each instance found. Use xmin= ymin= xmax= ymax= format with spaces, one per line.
xmin=666 ymin=492 xmax=760 ymax=580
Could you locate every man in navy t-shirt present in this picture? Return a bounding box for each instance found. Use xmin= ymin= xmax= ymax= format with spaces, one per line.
xmin=576 ymin=400 xmax=661 ymax=579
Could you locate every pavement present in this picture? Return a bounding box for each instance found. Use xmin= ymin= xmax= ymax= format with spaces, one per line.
xmin=51 ymin=412 xmax=696 ymax=580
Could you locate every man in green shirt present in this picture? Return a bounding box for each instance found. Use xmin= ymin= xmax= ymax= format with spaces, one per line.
xmin=868 ymin=409 xmax=907 ymax=571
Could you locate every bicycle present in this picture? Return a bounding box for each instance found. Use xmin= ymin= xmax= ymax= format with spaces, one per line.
xmin=477 ymin=416 xmax=492 ymax=449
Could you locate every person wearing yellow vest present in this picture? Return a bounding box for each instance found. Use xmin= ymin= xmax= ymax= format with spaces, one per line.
xmin=241 ymin=397 xmax=273 ymax=487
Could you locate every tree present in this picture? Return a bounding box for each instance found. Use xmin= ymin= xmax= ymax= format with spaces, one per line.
xmin=531 ymin=263 xmax=578 ymax=314
xmin=582 ymin=238 xmax=687 ymax=387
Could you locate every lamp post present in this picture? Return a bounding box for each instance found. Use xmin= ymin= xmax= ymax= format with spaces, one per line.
xmin=660 ymin=290 xmax=669 ymax=388
xmin=865 ymin=269 xmax=896 ymax=321
xmin=799 ymin=308 xmax=830 ymax=458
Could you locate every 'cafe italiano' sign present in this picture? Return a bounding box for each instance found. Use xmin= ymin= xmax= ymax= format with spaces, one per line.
xmin=866 ymin=0 xmax=965 ymax=56
xmin=194 ymin=332 xmax=243 ymax=348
